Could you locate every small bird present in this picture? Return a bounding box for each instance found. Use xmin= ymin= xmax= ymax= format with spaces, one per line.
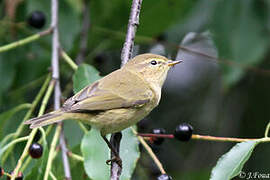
xmin=25 ymin=53 xmax=181 ymax=165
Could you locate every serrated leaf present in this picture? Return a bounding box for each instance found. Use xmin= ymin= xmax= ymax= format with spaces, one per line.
xmin=72 ymin=64 xmax=102 ymax=93
xmin=210 ymin=141 xmax=259 ymax=180
xmin=81 ymin=127 xmax=140 ymax=180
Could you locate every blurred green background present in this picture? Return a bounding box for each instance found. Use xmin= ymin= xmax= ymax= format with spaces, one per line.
xmin=1 ymin=0 xmax=270 ymax=179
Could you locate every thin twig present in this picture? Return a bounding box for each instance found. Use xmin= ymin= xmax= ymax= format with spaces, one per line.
xmin=1 ymin=74 xmax=51 ymax=164
xmin=67 ymin=151 xmax=84 ymax=162
xmin=0 ymin=28 xmax=52 ymax=53
xmin=50 ymin=171 xmax=57 ymax=180
xmin=120 ymin=0 xmax=143 ymax=66
xmin=191 ymin=134 xmax=257 ymax=142
xmin=264 ymin=122 xmax=270 ymax=138
xmin=75 ymin=0 xmax=90 ymax=64
xmin=61 ymin=49 xmax=78 ymax=70
xmin=131 ymin=128 xmax=166 ymax=174
xmin=44 ymin=125 xmax=62 ymax=180
xmin=0 ymin=136 xmax=29 ymax=156
xmin=0 ymin=103 xmax=31 ymax=145
xmin=11 ymin=129 xmax=38 ymax=180
xmin=10 ymin=78 xmax=55 ymax=180
xmin=110 ymin=0 xmax=143 ymax=179
xmin=138 ymin=133 xmax=257 ymax=143
xmin=48 ymin=0 xmax=72 ymax=178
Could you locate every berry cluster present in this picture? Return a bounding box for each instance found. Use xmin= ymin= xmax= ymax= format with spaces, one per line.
xmin=141 ymin=123 xmax=193 ymax=179
xmin=150 ymin=123 xmax=193 ymax=145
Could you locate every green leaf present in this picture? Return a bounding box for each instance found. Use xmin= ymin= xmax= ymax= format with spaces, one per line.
xmin=210 ymin=0 xmax=269 ymax=88
xmin=72 ymin=64 xmax=102 ymax=93
xmin=81 ymin=127 xmax=140 ymax=180
xmin=64 ymin=121 xmax=84 ymax=148
xmin=81 ymin=128 xmax=110 ymax=180
xmin=120 ymin=127 xmax=140 ymax=180
xmin=210 ymin=141 xmax=259 ymax=180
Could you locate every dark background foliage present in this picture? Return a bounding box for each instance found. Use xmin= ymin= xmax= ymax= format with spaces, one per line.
xmin=0 ymin=0 xmax=270 ymax=179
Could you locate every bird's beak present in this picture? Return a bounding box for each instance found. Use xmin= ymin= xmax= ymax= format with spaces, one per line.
xmin=168 ymin=60 xmax=182 ymax=67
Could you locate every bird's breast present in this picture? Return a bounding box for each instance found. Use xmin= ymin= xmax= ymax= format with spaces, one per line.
xmin=89 ymin=100 xmax=157 ymax=135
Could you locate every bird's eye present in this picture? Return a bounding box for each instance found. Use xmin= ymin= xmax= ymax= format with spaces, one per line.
xmin=150 ymin=60 xmax=157 ymax=65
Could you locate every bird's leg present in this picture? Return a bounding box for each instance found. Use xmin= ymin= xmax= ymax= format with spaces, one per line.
xmin=102 ymin=134 xmax=122 ymax=168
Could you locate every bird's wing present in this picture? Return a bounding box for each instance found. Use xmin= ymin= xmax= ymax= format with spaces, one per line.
xmin=63 ymin=69 xmax=153 ymax=112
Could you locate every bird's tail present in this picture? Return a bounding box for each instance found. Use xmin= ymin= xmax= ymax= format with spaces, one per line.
xmin=24 ymin=110 xmax=65 ymax=128
xmin=24 ymin=110 xmax=94 ymax=129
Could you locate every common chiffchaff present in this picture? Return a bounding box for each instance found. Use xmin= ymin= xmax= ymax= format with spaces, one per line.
xmin=25 ymin=53 xmax=181 ymax=135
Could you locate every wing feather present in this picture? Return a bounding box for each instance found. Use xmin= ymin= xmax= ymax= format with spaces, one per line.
xmin=63 ymin=69 xmax=153 ymax=112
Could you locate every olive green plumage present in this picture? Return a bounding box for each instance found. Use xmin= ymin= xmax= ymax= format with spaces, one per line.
xmin=24 ymin=53 xmax=181 ymax=135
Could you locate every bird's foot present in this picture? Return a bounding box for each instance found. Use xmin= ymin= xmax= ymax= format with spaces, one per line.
xmin=106 ymin=156 xmax=122 ymax=168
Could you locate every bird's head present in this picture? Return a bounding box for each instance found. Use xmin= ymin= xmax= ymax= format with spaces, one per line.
xmin=123 ymin=53 xmax=182 ymax=87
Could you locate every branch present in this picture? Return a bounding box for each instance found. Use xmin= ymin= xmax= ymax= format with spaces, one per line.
xmin=110 ymin=132 xmax=123 ymax=179
xmin=138 ymin=133 xmax=257 ymax=143
xmin=45 ymin=0 xmax=72 ymax=179
xmin=120 ymin=0 xmax=143 ymax=66
xmin=110 ymin=0 xmax=143 ymax=179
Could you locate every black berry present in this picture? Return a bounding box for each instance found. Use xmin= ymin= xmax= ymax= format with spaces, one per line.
xmin=152 ymin=128 xmax=166 ymax=145
xmin=27 ymin=11 xmax=46 ymax=29
xmin=0 ymin=167 xmax=4 ymax=177
xmin=7 ymin=171 xmax=23 ymax=180
xmin=174 ymin=123 xmax=193 ymax=141
xmin=157 ymin=174 xmax=172 ymax=180
xmin=28 ymin=142 xmax=43 ymax=159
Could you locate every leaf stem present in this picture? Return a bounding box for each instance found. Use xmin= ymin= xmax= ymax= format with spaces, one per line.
xmin=264 ymin=122 xmax=270 ymax=138
xmin=0 ymin=28 xmax=52 ymax=53
xmin=11 ymin=129 xmax=38 ymax=180
xmin=67 ymin=151 xmax=84 ymax=162
xmin=0 ymin=136 xmax=29 ymax=156
xmin=14 ymin=74 xmax=51 ymax=138
xmin=131 ymin=128 xmax=166 ymax=174
xmin=1 ymin=74 xmax=51 ymax=164
xmin=50 ymin=171 xmax=57 ymax=180
xmin=44 ymin=125 xmax=62 ymax=180
xmin=0 ymin=103 xmax=31 ymax=145
xmin=60 ymin=49 xmax=78 ymax=70
xmin=10 ymin=77 xmax=55 ymax=180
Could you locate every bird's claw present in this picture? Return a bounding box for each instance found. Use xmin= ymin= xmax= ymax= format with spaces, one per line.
xmin=106 ymin=156 xmax=122 ymax=168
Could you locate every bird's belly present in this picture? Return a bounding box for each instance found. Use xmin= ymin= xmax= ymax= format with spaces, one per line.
xmin=89 ymin=107 xmax=151 ymax=135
